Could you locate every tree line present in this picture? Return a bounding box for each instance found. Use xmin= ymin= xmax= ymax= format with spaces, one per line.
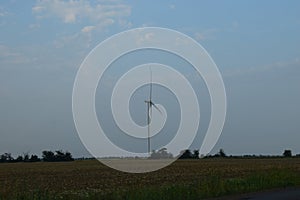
xmin=150 ymin=148 xmax=300 ymax=159
xmin=0 ymin=150 xmax=74 ymax=163
xmin=1 ymin=149 xmax=299 ymax=162
xmin=201 ymin=149 xmax=300 ymax=159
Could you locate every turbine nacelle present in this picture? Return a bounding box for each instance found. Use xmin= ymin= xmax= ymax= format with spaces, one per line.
xmin=144 ymin=100 xmax=162 ymax=114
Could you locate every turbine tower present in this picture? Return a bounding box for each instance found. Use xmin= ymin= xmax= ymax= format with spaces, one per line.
xmin=145 ymin=67 xmax=161 ymax=154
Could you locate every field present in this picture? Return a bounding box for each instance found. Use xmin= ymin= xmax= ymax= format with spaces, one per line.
xmin=0 ymin=158 xmax=300 ymax=199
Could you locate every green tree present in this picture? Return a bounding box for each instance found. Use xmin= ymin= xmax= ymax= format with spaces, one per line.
xmin=64 ymin=151 xmax=74 ymax=161
xmin=283 ymin=150 xmax=292 ymax=157
xmin=193 ymin=150 xmax=199 ymax=159
xmin=29 ymin=155 xmax=40 ymax=162
xmin=179 ymin=149 xmax=193 ymax=159
xmin=0 ymin=153 xmax=13 ymax=162
xmin=219 ymin=149 xmax=226 ymax=157
xmin=150 ymin=148 xmax=173 ymax=159
xmin=23 ymin=153 xmax=30 ymax=162
xmin=15 ymin=155 xmax=23 ymax=162
xmin=42 ymin=150 xmax=55 ymax=162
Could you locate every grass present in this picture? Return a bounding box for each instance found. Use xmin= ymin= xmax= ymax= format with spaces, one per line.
xmin=0 ymin=158 xmax=299 ymax=199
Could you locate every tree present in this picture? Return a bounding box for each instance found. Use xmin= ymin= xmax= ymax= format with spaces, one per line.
xmin=15 ymin=155 xmax=23 ymax=162
xmin=150 ymin=148 xmax=173 ymax=159
xmin=42 ymin=150 xmax=55 ymax=162
xmin=283 ymin=150 xmax=292 ymax=157
xmin=219 ymin=149 xmax=227 ymax=157
xmin=55 ymin=150 xmax=65 ymax=162
xmin=0 ymin=153 xmax=13 ymax=162
xmin=30 ymin=155 xmax=40 ymax=162
xmin=193 ymin=150 xmax=199 ymax=159
xmin=179 ymin=149 xmax=193 ymax=159
xmin=63 ymin=151 xmax=74 ymax=161
xmin=42 ymin=150 xmax=74 ymax=162
xmin=23 ymin=152 xmax=30 ymax=162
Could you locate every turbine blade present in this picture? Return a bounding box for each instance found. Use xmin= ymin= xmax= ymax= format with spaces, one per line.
xmin=149 ymin=103 xmax=152 ymax=119
xmin=147 ymin=103 xmax=150 ymax=124
xmin=151 ymin=102 xmax=162 ymax=114
xmin=149 ymin=66 xmax=152 ymax=101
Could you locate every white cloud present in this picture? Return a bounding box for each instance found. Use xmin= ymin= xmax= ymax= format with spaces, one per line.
xmin=0 ymin=12 xmax=6 ymax=17
xmin=0 ymin=45 xmax=33 ymax=65
xmin=136 ymin=32 xmax=155 ymax=45
xmin=29 ymin=23 xmax=40 ymax=29
xmin=223 ymin=58 xmax=300 ymax=78
xmin=194 ymin=28 xmax=218 ymax=41
xmin=32 ymin=6 xmax=44 ymax=12
xmin=32 ymin=0 xmax=131 ymax=26
xmin=32 ymin=0 xmax=132 ymax=50
xmin=0 ymin=7 xmax=9 ymax=17
xmin=0 ymin=45 xmax=17 ymax=57
xmin=0 ymin=7 xmax=10 ymax=25
xmin=118 ymin=19 xmax=132 ymax=29
xmin=81 ymin=25 xmax=96 ymax=33
xmin=169 ymin=4 xmax=175 ymax=10
xmin=194 ymin=32 xmax=205 ymax=41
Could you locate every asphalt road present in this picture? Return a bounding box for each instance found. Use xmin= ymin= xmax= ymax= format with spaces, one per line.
xmin=212 ymin=187 xmax=300 ymax=200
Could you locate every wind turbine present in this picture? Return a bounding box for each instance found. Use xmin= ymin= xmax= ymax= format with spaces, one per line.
xmin=145 ymin=67 xmax=161 ymax=155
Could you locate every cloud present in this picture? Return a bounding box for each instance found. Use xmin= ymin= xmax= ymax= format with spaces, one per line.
xmin=136 ymin=32 xmax=155 ymax=45
xmin=81 ymin=25 xmax=96 ymax=33
xmin=223 ymin=58 xmax=300 ymax=78
xmin=32 ymin=6 xmax=44 ymax=12
xmin=0 ymin=45 xmax=33 ymax=65
xmin=32 ymin=0 xmax=131 ymax=26
xmin=32 ymin=0 xmax=132 ymax=50
xmin=118 ymin=19 xmax=132 ymax=29
xmin=0 ymin=45 xmax=18 ymax=57
xmin=169 ymin=4 xmax=175 ymax=10
xmin=28 ymin=23 xmax=41 ymax=29
xmin=194 ymin=28 xmax=218 ymax=41
xmin=194 ymin=33 xmax=205 ymax=41
xmin=0 ymin=7 xmax=10 ymax=26
xmin=0 ymin=7 xmax=9 ymax=17
xmin=55 ymin=18 xmax=114 ymax=49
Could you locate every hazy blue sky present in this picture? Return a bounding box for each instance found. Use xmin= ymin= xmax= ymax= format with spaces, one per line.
xmin=0 ymin=0 xmax=299 ymax=157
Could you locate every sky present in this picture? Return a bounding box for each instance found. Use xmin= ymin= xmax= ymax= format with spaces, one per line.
xmin=0 ymin=0 xmax=299 ymax=157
